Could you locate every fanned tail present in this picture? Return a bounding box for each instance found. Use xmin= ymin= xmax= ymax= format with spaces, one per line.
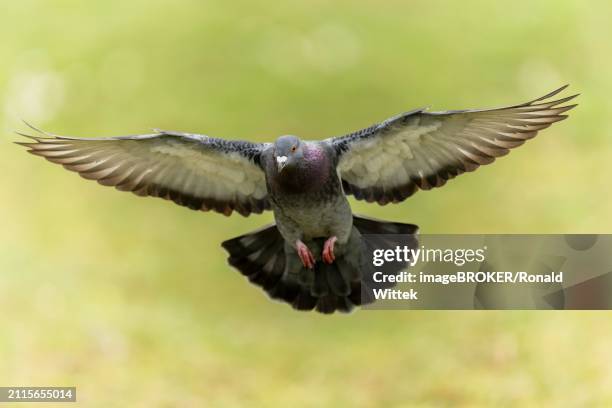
xmin=221 ymin=215 xmax=418 ymax=314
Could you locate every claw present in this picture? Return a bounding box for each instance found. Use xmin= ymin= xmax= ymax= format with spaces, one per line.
xmin=322 ymin=236 xmax=337 ymax=264
xmin=296 ymin=240 xmax=315 ymax=269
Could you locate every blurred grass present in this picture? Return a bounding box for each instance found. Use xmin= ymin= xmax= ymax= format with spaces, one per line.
xmin=1 ymin=0 xmax=611 ymax=406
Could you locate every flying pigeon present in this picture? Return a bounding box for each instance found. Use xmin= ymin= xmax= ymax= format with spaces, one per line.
xmin=16 ymin=86 xmax=577 ymax=313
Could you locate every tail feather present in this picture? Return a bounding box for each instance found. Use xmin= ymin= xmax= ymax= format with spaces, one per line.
xmin=326 ymin=262 xmax=351 ymax=296
xmin=353 ymin=214 xmax=418 ymax=235
xmin=313 ymin=266 xmax=329 ymax=297
xmin=292 ymin=289 xmax=318 ymax=311
xmin=221 ymin=215 xmax=419 ymax=314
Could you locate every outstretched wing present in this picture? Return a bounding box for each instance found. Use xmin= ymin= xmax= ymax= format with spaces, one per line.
xmin=17 ymin=125 xmax=271 ymax=216
xmin=328 ymin=86 xmax=578 ymax=204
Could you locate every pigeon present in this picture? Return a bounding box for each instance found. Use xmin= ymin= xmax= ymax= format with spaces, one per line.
xmin=16 ymin=85 xmax=577 ymax=313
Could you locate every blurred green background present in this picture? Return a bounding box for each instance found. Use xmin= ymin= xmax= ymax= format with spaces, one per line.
xmin=1 ymin=0 xmax=611 ymax=406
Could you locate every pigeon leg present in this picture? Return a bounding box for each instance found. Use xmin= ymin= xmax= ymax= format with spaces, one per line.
xmin=296 ymin=240 xmax=315 ymax=269
xmin=322 ymin=236 xmax=337 ymax=264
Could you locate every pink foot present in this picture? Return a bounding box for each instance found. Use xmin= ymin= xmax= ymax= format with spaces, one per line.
xmin=322 ymin=236 xmax=337 ymax=264
xmin=296 ymin=240 xmax=315 ymax=269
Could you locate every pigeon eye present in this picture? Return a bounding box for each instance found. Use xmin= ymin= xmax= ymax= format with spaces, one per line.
xmin=291 ymin=145 xmax=297 ymax=153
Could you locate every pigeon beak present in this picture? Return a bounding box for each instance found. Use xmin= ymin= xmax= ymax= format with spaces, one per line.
xmin=276 ymin=155 xmax=288 ymax=172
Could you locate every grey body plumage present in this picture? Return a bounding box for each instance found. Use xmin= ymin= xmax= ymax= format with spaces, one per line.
xmin=16 ymin=86 xmax=578 ymax=313
xmin=262 ymin=139 xmax=353 ymax=248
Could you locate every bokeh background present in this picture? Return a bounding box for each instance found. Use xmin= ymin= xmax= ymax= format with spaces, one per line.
xmin=1 ymin=0 xmax=611 ymax=406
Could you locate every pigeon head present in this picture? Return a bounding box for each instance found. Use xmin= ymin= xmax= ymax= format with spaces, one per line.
xmin=273 ymin=135 xmax=304 ymax=173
